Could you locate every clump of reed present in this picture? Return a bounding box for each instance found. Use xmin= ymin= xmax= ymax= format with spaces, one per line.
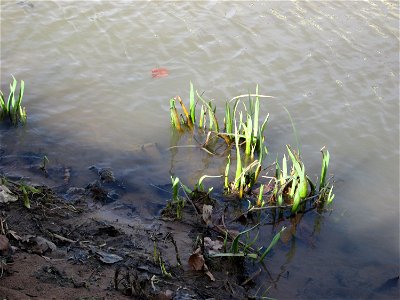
xmin=168 ymin=176 xmax=187 ymax=220
xmin=168 ymin=82 xmax=334 ymax=214
xmin=264 ymin=146 xmax=334 ymax=213
xmin=0 ymin=76 xmax=27 ymax=126
xmin=170 ymin=82 xmax=271 ymax=152
xmin=166 ymin=83 xmax=335 ymax=287
xmin=169 ymin=83 xmax=271 ymax=197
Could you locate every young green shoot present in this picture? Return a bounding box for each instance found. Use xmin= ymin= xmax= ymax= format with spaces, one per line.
xmin=170 ymin=176 xmax=186 ymax=219
xmin=224 ymin=154 xmax=231 ymax=189
xmin=259 ymin=226 xmax=286 ymax=262
xmin=234 ymin=116 xmax=242 ymax=191
xmin=285 ymin=146 xmax=308 ymax=212
xmin=195 ymin=174 xmax=222 ymax=193
xmin=257 ymin=184 xmax=264 ymax=207
xmin=326 ymin=185 xmax=335 ymax=204
xmin=230 ymin=223 xmax=259 ymax=254
xmin=196 ymin=91 xmax=219 ymax=132
xmin=0 ymin=76 xmax=26 ymax=126
xmin=242 ymin=112 xmax=253 ymax=156
xmin=319 ymin=147 xmax=330 ymax=191
xmin=189 ymin=81 xmax=196 ymax=124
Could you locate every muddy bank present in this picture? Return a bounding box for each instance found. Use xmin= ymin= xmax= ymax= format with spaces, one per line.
xmin=0 ymin=140 xmax=347 ymax=300
xmin=0 ymin=175 xmax=255 ymax=300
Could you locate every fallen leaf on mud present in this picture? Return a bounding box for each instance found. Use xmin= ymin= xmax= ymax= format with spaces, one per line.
xmin=188 ymin=248 xmax=215 ymax=281
xmin=0 ymin=235 xmax=10 ymax=256
xmin=18 ymin=235 xmax=57 ymax=254
xmin=151 ymin=68 xmax=169 ymax=78
xmin=0 ymin=185 xmax=18 ymax=203
xmin=202 ymin=205 xmax=213 ymax=226
xmin=95 ymin=249 xmax=123 ymax=264
xmin=31 ymin=236 xmax=57 ymax=254
xmin=188 ymin=248 xmax=204 ymax=271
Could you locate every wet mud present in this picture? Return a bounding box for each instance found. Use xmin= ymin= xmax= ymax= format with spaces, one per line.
xmin=0 ymin=146 xmax=255 ymax=299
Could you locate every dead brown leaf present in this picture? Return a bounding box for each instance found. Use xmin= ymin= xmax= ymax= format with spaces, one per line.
xmin=19 ymin=235 xmax=57 ymax=254
xmin=188 ymin=247 xmax=215 ymax=281
xmin=31 ymin=236 xmax=57 ymax=254
xmin=188 ymin=248 xmax=204 ymax=271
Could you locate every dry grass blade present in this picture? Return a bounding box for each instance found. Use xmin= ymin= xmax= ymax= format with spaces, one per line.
xmin=176 ymin=95 xmax=193 ymax=128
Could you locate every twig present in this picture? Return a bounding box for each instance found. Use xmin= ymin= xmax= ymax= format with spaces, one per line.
xmin=0 ymin=216 xmax=9 ymax=235
xmin=211 ymin=222 xmax=259 ymax=254
xmin=241 ymin=268 xmax=262 ymax=286
xmin=165 ymin=233 xmax=182 ymax=267
xmin=51 ymin=233 xmax=76 ymax=243
xmin=230 ymin=194 xmax=320 ymax=224
xmin=167 ymin=145 xmax=198 ymax=150
xmin=180 ymin=183 xmax=199 ymax=217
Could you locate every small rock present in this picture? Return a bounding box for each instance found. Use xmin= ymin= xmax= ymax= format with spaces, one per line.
xmin=89 ymin=166 xmax=115 ymax=183
xmin=165 ymin=290 xmax=174 ymax=298
xmin=0 ymin=185 xmax=18 ymax=203
xmin=31 ymin=236 xmax=57 ymax=254
xmin=98 ymin=168 xmax=115 ymax=183
xmin=20 ymin=235 xmax=57 ymax=254
xmin=95 ymin=249 xmax=123 ymax=264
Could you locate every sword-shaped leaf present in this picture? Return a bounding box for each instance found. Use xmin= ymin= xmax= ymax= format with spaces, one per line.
xmin=259 ymin=226 xmax=286 ymax=262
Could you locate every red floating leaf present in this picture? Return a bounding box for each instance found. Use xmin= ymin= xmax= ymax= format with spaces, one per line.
xmin=152 ymin=68 xmax=169 ymax=78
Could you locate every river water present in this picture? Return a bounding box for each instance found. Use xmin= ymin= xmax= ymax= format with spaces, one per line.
xmin=1 ymin=1 xmax=399 ymax=299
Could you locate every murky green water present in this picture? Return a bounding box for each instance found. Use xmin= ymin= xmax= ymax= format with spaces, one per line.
xmin=1 ymin=1 xmax=399 ymax=298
